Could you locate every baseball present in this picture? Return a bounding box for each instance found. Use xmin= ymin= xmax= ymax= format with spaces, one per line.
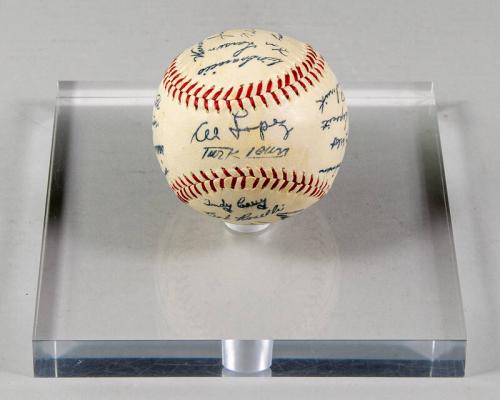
xmin=153 ymin=29 xmax=348 ymax=225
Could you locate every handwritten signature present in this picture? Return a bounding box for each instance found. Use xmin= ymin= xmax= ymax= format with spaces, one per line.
xmin=237 ymin=197 xmax=267 ymax=210
xmin=205 ymin=205 xmax=304 ymax=222
xmin=265 ymin=41 xmax=288 ymax=56
xmin=246 ymin=145 xmax=289 ymax=159
xmin=240 ymin=29 xmax=257 ymax=38
xmin=200 ymin=145 xmax=289 ymax=160
xmin=204 ymin=211 xmax=231 ymax=220
xmin=236 ymin=203 xmax=286 ymax=221
xmin=191 ymin=121 xmax=221 ymax=143
xmin=330 ymin=137 xmax=346 ymax=150
xmin=275 ymin=209 xmax=304 ymax=220
xmin=320 ymin=108 xmax=348 ymax=130
xmin=198 ymin=55 xmax=283 ymax=76
xmin=190 ymin=42 xmax=205 ymax=62
xmin=208 ymin=41 xmax=257 ymax=57
xmin=206 ymin=32 xmax=234 ymax=41
xmin=204 ymin=198 xmax=232 ymax=213
xmin=316 ymin=84 xmax=345 ymax=113
xmin=229 ymin=110 xmax=293 ymax=141
xmin=319 ymin=163 xmax=341 ymax=174
xmin=202 ymin=146 xmax=239 ymax=160
xmin=266 ymin=42 xmax=288 ymax=57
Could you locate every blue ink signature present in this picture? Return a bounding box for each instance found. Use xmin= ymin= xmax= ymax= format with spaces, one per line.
xmin=330 ymin=137 xmax=346 ymax=150
xmin=198 ymin=55 xmax=283 ymax=75
xmin=235 ymin=203 xmax=285 ymax=221
xmin=229 ymin=110 xmax=293 ymax=141
xmin=276 ymin=209 xmax=303 ymax=220
xmin=316 ymin=84 xmax=346 ymax=113
xmin=204 ymin=198 xmax=232 ymax=213
xmin=190 ymin=42 xmax=205 ymax=61
xmin=240 ymin=29 xmax=256 ymax=38
xmin=246 ymin=145 xmax=289 ymax=159
xmin=319 ymin=163 xmax=341 ymax=174
xmin=265 ymin=41 xmax=288 ymax=56
xmin=202 ymin=146 xmax=240 ymax=160
xmin=208 ymin=41 xmax=256 ymax=57
xmin=321 ymin=108 xmax=348 ymax=130
xmin=204 ymin=211 xmax=231 ymax=220
xmin=191 ymin=121 xmax=221 ymax=143
xmin=206 ymin=31 xmax=234 ymax=40
xmin=237 ymin=197 xmax=267 ymax=210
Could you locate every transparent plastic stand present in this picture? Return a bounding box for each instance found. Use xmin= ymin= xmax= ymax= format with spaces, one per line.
xmin=33 ymin=81 xmax=466 ymax=377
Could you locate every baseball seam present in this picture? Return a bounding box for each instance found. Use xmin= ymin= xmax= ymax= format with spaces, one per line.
xmin=161 ymin=45 xmax=326 ymax=112
xmin=170 ymin=167 xmax=330 ymax=203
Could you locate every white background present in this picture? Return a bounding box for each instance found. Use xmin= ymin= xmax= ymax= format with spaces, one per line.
xmin=1 ymin=0 xmax=499 ymax=398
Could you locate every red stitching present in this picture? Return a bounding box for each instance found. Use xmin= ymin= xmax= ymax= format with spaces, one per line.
xmin=266 ymin=79 xmax=273 ymax=92
xmin=281 ymin=87 xmax=290 ymax=101
xmin=235 ymin=166 xmax=245 ymax=176
xmin=186 ymin=82 xmax=198 ymax=94
xmin=212 ymin=88 xmax=224 ymax=100
xmin=187 ymin=186 xmax=196 ymax=199
xmin=193 ymin=85 xmax=204 ymax=96
xmin=279 ymin=180 xmax=288 ymax=191
xmin=170 ymin=167 xmax=330 ymax=202
xmin=200 ymin=170 xmax=210 ymax=180
xmin=256 ymin=82 xmax=263 ymax=95
xmin=181 ymin=188 xmax=190 ymax=201
xmin=296 ymin=66 xmax=303 ymax=78
xmin=202 ymin=86 xmax=215 ymax=98
xmin=271 ymin=92 xmax=280 ymax=105
xmin=201 ymin=181 xmax=208 ymax=194
xmin=191 ymin=173 xmax=201 ymax=183
xmin=161 ymin=45 xmax=325 ymax=112
xmin=193 ymin=185 xmax=202 ymax=196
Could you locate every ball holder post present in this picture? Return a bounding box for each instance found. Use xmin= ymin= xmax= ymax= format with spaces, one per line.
xmin=221 ymin=223 xmax=272 ymax=372
xmin=221 ymin=339 xmax=274 ymax=374
xmin=224 ymin=222 xmax=270 ymax=233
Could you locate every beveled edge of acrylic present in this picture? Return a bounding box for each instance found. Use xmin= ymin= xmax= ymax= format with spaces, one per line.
xmin=33 ymin=338 xmax=465 ymax=377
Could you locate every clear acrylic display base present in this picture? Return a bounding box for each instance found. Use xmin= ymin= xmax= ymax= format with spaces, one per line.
xmin=33 ymin=81 xmax=466 ymax=377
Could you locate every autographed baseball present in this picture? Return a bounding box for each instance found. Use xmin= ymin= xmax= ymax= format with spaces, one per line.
xmin=153 ymin=29 xmax=348 ymax=225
